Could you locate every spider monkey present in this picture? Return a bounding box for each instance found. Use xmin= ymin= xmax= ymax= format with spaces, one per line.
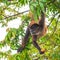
xmin=17 ymin=11 xmax=47 ymax=54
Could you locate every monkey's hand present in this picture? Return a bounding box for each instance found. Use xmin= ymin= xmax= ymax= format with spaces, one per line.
xmin=40 ymin=48 xmax=45 ymax=54
xmin=17 ymin=47 xmax=24 ymax=53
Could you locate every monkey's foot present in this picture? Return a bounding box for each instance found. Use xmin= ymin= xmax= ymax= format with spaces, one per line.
xmin=17 ymin=47 xmax=24 ymax=53
xmin=40 ymin=48 xmax=45 ymax=54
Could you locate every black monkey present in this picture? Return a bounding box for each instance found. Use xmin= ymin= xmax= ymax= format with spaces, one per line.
xmin=17 ymin=11 xmax=47 ymax=54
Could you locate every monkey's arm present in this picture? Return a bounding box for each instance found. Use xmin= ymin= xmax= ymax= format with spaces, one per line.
xmin=17 ymin=27 xmax=30 ymax=52
xmin=39 ymin=11 xmax=45 ymax=29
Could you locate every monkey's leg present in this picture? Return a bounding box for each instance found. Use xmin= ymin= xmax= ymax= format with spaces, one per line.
xmin=32 ymin=35 xmax=45 ymax=54
xmin=17 ymin=27 xmax=30 ymax=52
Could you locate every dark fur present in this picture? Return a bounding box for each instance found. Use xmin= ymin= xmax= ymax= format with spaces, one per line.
xmin=17 ymin=12 xmax=47 ymax=54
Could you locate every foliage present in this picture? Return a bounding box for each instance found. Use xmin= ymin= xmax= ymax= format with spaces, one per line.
xmin=0 ymin=0 xmax=60 ymax=60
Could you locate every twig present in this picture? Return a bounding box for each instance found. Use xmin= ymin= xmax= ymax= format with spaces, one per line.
xmin=47 ymin=12 xmax=59 ymax=46
xmin=51 ymin=17 xmax=59 ymax=35
xmin=47 ymin=0 xmax=56 ymax=5
xmin=47 ymin=12 xmax=58 ymax=27
xmin=48 ymin=18 xmax=59 ymax=46
xmin=4 ymin=10 xmax=30 ymax=19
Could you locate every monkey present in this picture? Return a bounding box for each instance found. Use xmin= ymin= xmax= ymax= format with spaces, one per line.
xmin=17 ymin=11 xmax=47 ymax=54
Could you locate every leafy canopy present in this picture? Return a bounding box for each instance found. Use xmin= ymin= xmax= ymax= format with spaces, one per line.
xmin=0 ymin=0 xmax=60 ymax=60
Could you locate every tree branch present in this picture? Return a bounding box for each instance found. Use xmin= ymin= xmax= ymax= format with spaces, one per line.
xmin=51 ymin=18 xmax=58 ymax=35
xmin=4 ymin=10 xmax=30 ymax=19
xmin=47 ymin=12 xmax=58 ymax=27
xmin=47 ymin=0 xmax=56 ymax=5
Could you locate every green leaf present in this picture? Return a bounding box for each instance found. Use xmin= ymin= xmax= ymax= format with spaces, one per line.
xmin=39 ymin=2 xmax=44 ymax=11
xmin=41 ymin=0 xmax=47 ymax=2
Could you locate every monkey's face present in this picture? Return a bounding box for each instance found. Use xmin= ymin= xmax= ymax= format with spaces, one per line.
xmin=29 ymin=24 xmax=41 ymax=35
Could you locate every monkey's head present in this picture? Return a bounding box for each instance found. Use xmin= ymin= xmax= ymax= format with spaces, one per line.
xmin=29 ymin=23 xmax=41 ymax=35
